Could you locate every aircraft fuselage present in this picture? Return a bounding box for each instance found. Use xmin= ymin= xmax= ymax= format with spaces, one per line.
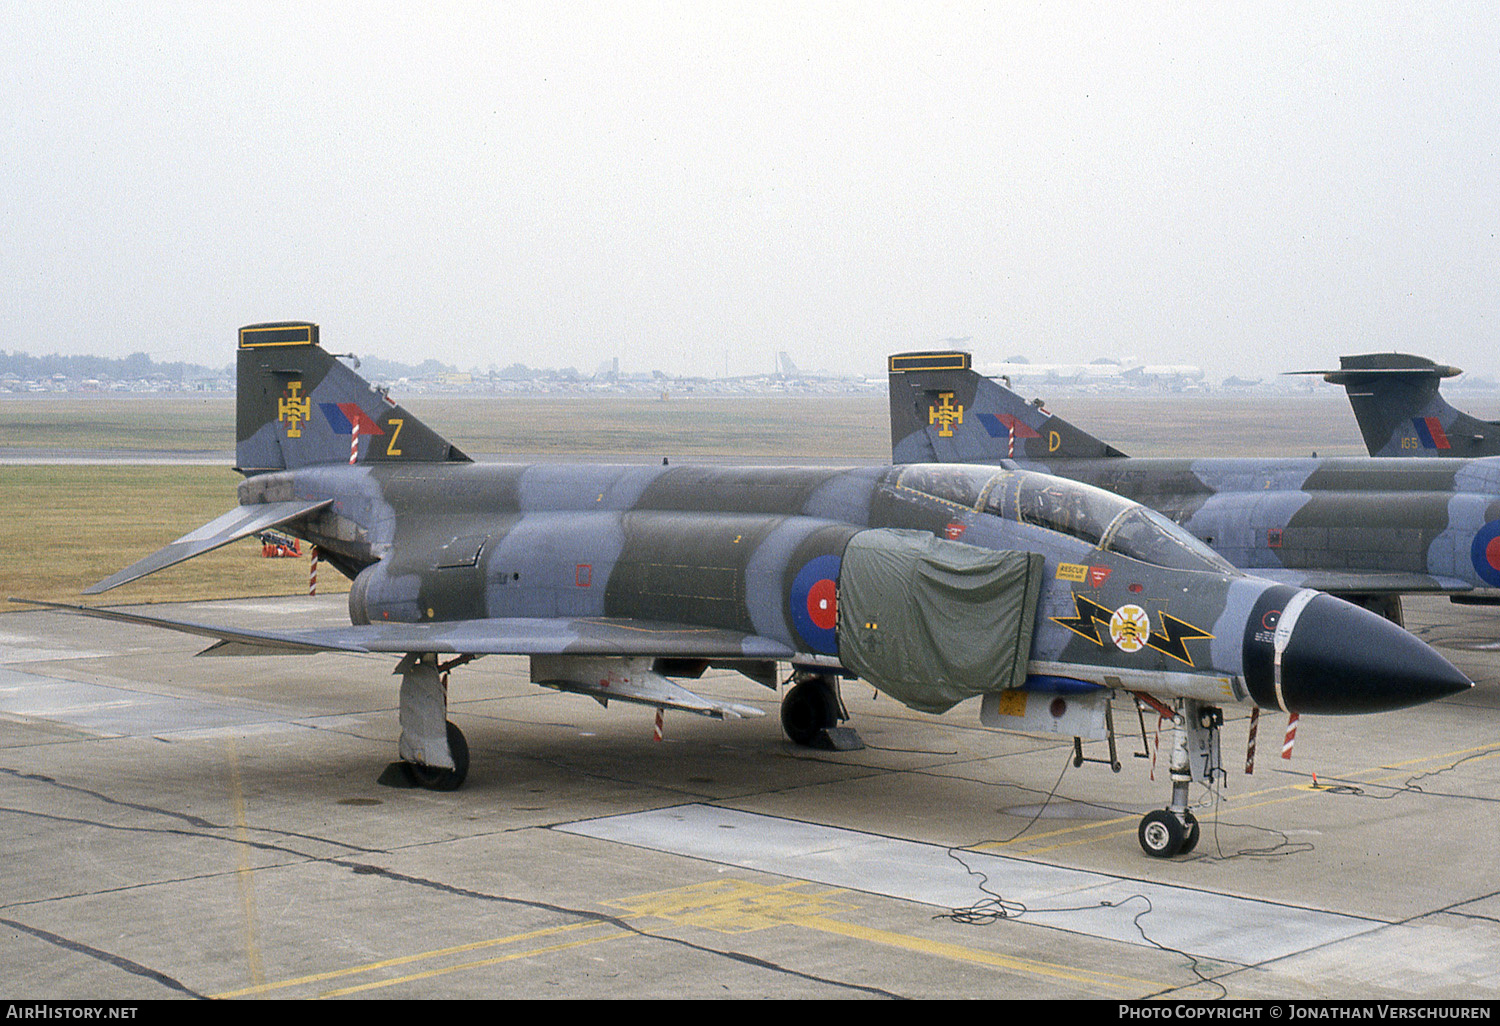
xmin=237 ymin=459 xmax=1467 ymax=717
xmin=1010 ymin=456 xmax=1500 ymax=593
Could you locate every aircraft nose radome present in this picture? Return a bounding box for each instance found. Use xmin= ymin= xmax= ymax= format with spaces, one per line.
xmin=1271 ymin=595 xmax=1472 ymax=715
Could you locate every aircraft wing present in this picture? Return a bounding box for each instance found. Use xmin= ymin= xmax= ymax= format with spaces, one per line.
xmin=1247 ymin=569 xmax=1473 ymax=594
xmin=83 ymin=500 xmax=333 ymax=594
xmin=16 ymin=600 xmax=784 ymax=721
xmin=15 ymin=599 xmax=795 ymax=660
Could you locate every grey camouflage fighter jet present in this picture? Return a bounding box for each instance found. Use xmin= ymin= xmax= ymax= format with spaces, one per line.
xmin=889 ymin=350 xmax=1500 ymax=624
xmin=1293 ymin=352 xmax=1500 ymax=459
xmin=19 ymin=326 xmax=1472 ymax=859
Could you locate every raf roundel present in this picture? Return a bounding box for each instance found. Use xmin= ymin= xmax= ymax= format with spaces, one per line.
xmin=1472 ymin=520 xmax=1500 ymax=588
xmin=790 ymin=554 xmax=841 ymax=655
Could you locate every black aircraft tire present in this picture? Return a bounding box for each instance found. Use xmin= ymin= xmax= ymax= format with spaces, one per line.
xmin=403 ymin=722 xmax=470 ymax=792
xmin=1179 ymin=811 xmax=1201 ymax=855
xmin=781 ymin=679 xmax=839 ymax=747
xmin=1138 ymin=809 xmax=1186 ymax=858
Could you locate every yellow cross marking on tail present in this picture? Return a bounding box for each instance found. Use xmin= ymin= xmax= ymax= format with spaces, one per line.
xmin=278 ymin=381 xmax=311 ymax=438
xmin=928 ymin=392 xmax=964 ymax=437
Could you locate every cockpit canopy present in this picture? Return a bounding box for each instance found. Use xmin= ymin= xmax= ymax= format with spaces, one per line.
xmin=894 ymin=465 xmax=1237 ymax=575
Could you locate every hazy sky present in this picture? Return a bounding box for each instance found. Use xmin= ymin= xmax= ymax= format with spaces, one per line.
xmin=4 ymin=2 xmax=1498 ymax=380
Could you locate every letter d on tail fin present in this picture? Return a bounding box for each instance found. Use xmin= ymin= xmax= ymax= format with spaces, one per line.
xmin=888 ymin=350 xmax=1126 ymax=464
xmin=236 ymin=322 xmax=471 ymax=472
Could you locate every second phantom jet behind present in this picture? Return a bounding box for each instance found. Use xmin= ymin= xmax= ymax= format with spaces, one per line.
xmin=890 ymin=350 xmax=1500 ymax=623
xmin=23 ymin=326 xmax=1471 ymax=858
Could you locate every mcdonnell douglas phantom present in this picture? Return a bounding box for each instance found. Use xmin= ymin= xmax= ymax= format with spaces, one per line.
xmin=889 ymin=350 xmax=1500 ymax=624
xmin=20 ymin=325 xmax=1472 ymax=859
xmin=1294 ymin=352 xmax=1500 ymax=459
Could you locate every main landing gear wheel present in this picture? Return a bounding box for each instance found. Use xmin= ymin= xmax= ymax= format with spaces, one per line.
xmin=781 ymin=677 xmax=841 ymax=747
xmin=402 ymin=721 xmax=470 ymax=791
xmin=1138 ymin=809 xmax=1199 ymax=858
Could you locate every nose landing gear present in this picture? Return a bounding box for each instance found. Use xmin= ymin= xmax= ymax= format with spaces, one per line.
xmin=1138 ymin=699 xmax=1220 ymax=858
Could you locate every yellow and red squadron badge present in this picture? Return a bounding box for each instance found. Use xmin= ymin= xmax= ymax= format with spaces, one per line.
xmin=927 ymin=392 xmax=964 ymax=437
xmin=278 ymin=381 xmax=311 ymax=438
xmin=1108 ymin=604 xmax=1152 ymax=652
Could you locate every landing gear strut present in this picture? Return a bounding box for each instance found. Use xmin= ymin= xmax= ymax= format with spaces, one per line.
xmin=1138 ymin=699 xmax=1219 ymax=858
xmin=781 ymin=671 xmax=862 ymax=750
xmin=389 ymin=652 xmax=471 ymax=791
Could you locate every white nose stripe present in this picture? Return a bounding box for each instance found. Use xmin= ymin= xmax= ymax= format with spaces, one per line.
xmin=1272 ymin=588 xmax=1320 ymax=712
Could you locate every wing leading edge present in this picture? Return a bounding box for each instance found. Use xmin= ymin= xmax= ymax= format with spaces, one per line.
xmin=13 ymin=600 xmax=791 ymax=719
xmin=14 ymin=599 xmax=795 ymax=658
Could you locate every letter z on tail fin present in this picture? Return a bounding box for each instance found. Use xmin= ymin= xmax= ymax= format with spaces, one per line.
xmin=888 ymin=351 xmax=1126 ymax=464
xmin=236 ymin=322 xmax=471 ymax=472
xmin=1294 ymin=353 xmax=1500 ymax=458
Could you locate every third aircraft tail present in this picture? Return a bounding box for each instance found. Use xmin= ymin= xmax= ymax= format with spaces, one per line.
xmin=1299 ymin=352 xmax=1500 ymax=458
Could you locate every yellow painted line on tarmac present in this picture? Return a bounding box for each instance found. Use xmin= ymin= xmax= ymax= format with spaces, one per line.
xmin=317 ymin=930 xmax=629 ymax=998
xmin=1363 ymin=741 xmax=1500 ymax=773
xmin=607 ymin=878 xmax=860 ymax=933
xmin=609 ymin=878 xmax=1155 ymax=995
xmin=218 ymin=740 xmax=1500 ymax=998
xmin=967 ymin=813 xmax=1138 ymax=853
xmin=216 ymin=875 xmax=1156 ymax=998
xmin=224 ymin=735 xmax=266 ymax=992
xmin=967 ymin=740 xmax=1500 ymax=856
xmin=961 ymin=777 xmax=1326 ymax=854
xmin=1285 ymin=740 xmax=1500 ymax=797
xmin=793 ymin=914 xmax=1155 ymax=994
xmin=209 ymin=920 xmax=613 ymax=998
xmin=1409 ymin=741 xmax=1500 ymax=766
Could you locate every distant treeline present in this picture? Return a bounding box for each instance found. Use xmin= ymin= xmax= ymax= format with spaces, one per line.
xmin=0 ymin=350 xmax=225 ymax=382
xmin=0 ymin=349 xmax=462 ymax=382
xmin=355 ymin=357 xmax=584 ymax=381
xmin=357 ymin=355 xmax=461 ymax=380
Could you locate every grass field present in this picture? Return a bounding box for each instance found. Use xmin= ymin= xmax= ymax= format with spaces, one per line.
xmin=0 ymin=390 xmax=1370 ymax=605
xmin=0 ymin=396 xmax=234 ymax=452
xmin=0 ymin=465 xmax=343 ymax=604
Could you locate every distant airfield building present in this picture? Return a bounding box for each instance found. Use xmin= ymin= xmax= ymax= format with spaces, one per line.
xmin=976 ymin=356 xmax=1207 ymax=391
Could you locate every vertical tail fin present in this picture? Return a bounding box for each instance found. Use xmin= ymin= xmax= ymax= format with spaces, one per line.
xmin=888 ymin=351 xmax=1126 ymax=464
xmin=236 ymin=322 xmax=470 ymax=472
xmin=1310 ymin=353 xmax=1499 ymax=458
